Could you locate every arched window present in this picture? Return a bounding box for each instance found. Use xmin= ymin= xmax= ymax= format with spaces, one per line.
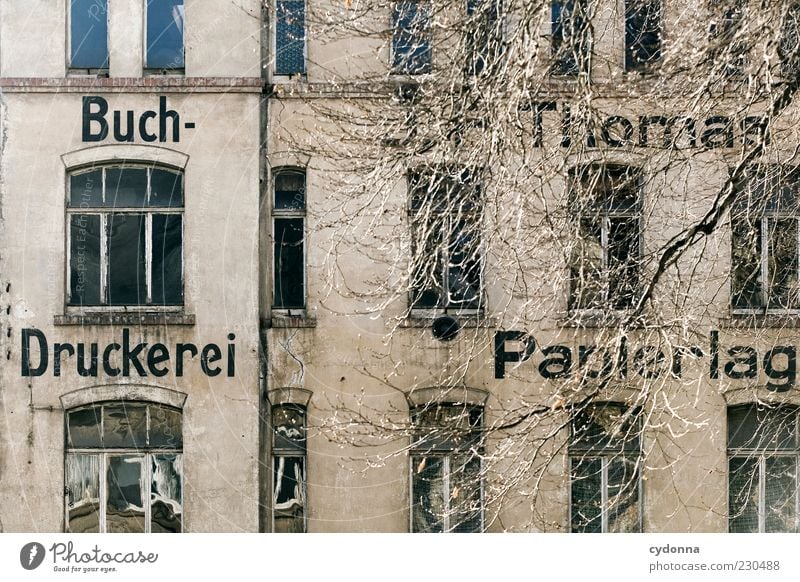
xmin=272 ymin=403 xmax=307 ymax=532
xmin=569 ymin=402 xmax=642 ymax=532
xmin=410 ymin=403 xmax=484 ymax=532
xmin=67 ymin=164 xmax=183 ymax=307
xmin=64 ymin=401 xmax=183 ymax=533
xmin=728 ymin=403 xmax=800 ymax=532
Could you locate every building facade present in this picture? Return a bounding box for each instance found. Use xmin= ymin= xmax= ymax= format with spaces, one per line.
xmin=2 ymin=0 xmax=800 ymax=533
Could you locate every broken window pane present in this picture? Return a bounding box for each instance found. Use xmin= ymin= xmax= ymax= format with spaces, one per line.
xmin=107 ymin=456 xmax=145 ymax=533
xmin=273 ymin=456 xmax=305 ymax=533
xmin=607 ymin=457 xmax=640 ymax=532
xmin=146 ymin=0 xmax=185 ymax=69
xmin=392 ymin=1 xmax=432 ymax=74
xmin=570 ymin=457 xmax=602 ymax=532
xmin=625 ymin=0 xmax=661 ymax=72
xmin=450 ymin=455 xmax=483 ymax=532
xmin=67 ymin=406 xmax=102 ymax=448
xmin=272 ymin=405 xmax=306 ymax=451
xmin=729 ymin=456 xmax=759 ymax=533
xmin=103 ymin=404 xmax=147 ymax=449
xmin=151 ymin=454 xmax=182 ymax=533
xmin=151 ymin=214 xmax=183 ymax=305
xmin=107 ymin=213 xmax=147 ymax=306
xmin=149 ymin=405 xmax=183 ymax=448
xmin=276 ymin=0 xmax=306 ymax=75
xmin=274 ymin=218 xmax=305 ymax=309
xmin=411 ymin=455 xmax=445 ymax=533
xmin=65 ymin=453 xmax=101 ymax=533
xmin=731 ymin=215 xmax=762 ymax=309
xmin=571 ymin=403 xmax=641 ymax=453
xmin=70 ymin=0 xmax=108 ymax=69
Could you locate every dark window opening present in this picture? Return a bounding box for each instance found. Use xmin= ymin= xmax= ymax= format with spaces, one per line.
xmin=273 ymin=170 xmax=306 ymax=309
xmin=392 ymin=1 xmax=432 ymax=74
xmin=146 ymin=0 xmax=185 ymax=70
xmin=70 ymin=0 xmax=109 ymax=70
xmin=551 ymin=0 xmax=591 ymax=76
xmin=276 ymin=0 xmax=306 ymax=75
xmin=624 ymin=0 xmax=661 ymax=72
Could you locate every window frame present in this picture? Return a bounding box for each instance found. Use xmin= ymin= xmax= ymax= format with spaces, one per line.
xmin=727 ymin=404 xmax=800 ymax=533
xmin=407 ymin=168 xmax=484 ymax=314
xmin=623 ymin=0 xmax=662 ymax=73
xmin=67 ymin=0 xmax=110 ymax=74
xmin=65 ymin=163 xmax=185 ymax=311
xmin=143 ymin=0 xmax=186 ymax=74
xmin=271 ymin=167 xmax=307 ymax=312
xmin=550 ymin=0 xmax=593 ymax=77
xmin=391 ymin=0 xmax=434 ymax=75
xmin=271 ymin=403 xmax=308 ymax=533
xmin=273 ymin=0 xmax=308 ymax=78
xmin=730 ymin=165 xmax=800 ymax=315
xmin=567 ymin=164 xmax=643 ymax=314
xmin=568 ymin=403 xmax=643 ymax=533
xmin=64 ymin=402 xmax=183 ymax=534
xmin=464 ymin=0 xmax=503 ymax=76
xmin=409 ymin=403 xmax=485 ymax=533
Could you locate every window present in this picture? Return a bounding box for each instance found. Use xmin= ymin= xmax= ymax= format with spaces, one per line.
xmin=409 ymin=169 xmax=482 ymax=311
xmin=551 ymin=0 xmax=591 ymax=76
xmin=731 ymin=165 xmax=800 ymax=312
xmin=392 ymin=1 xmax=432 ymax=74
xmin=272 ymin=404 xmax=307 ymax=533
xmin=273 ymin=169 xmax=306 ymax=310
xmin=275 ymin=0 xmax=306 ymax=75
xmin=67 ymin=165 xmax=184 ymax=307
xmin=65 ymin=402 xmax=183 ymax=533
xmin=569 ymin=403 xmax=642 ymax=533
xmin=69 ymin=0 xmax=109 ymax=70
xmin=709 ymin=0 xmax=747 ymax=78
xmin=145 ymin=0 xmax=185 ymax=71
xmin=624 ymin=0 xmax=661 ymax=72
xmin=728 ymin=404 xmax=800 ymax=532
xmin=568 ymin=164 xmax=642 ymax=311
xmin=411 ymin=404 xmax=484 ymax=533
xmin=465 ymin=0 xmax=501 ymax=75
xmin=779 ymin=4 xmax=800 ymax=80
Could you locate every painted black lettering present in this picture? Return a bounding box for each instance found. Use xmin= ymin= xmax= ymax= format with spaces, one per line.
xmin=21 ymin=328 xmax=48 ymax=377
xmin=82 ymin=96 xmax=109 ymax=142
xmin=538 ymin=345 xmax=572 ymax=379
xmin=764 ymin=346 xmax=796 ymax=392
xmin=176 ymin=343 xmax=198 ymax=377
xmin=102 ymin=343 xmax=121 ymax=377
xmin=122 ymin=328 xmax=147 ymax=376
xmin=147 ymin=343 xmax=170 ymax=377
xmin=701 ymin=116 xmax=734 ymax=148
xmin=53 ymin=343 xmax=75 ymax=377
xmin=77 ymin=343 xmax=99 ymax=377
xmin=494 ymin=331 xmax=536 ymax=379
xmin=139 ymin=111 xmax=158 ymax=142
xmin=113 ymin=110 xmax=134 ymax=142
xmin=159 ymin=96 xmax=180 ymax=142
xmin=724 ymin=346 xmax=758 ymax=379
xmin=201 ymin=344 xmax=222 ymax=377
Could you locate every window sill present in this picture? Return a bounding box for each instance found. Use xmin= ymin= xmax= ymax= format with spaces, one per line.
xmin=557 ymin=310 xmax=638 ymax=328
xmin=54 ymin=312 xmax=195 ymax=326
xmin=401 ymin=311 xmax=497 ymax=329
xmin=143 ymin=68 xmax=185 ymax=77
xmin=720 ymin=313 xmax=800 ymax=329
xmin=269 ymin=311 xmax=317 ymax=328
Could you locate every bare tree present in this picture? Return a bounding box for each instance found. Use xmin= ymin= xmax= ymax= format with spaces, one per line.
xmin=263 ymin=0 xmax=800 ymax=532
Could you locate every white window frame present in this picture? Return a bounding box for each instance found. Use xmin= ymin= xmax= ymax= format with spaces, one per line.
xmin=567 ymin=164 xmax=643 ymax=314
xmin=65 ymin=164 xmax=185 ymax=312
xmin=271 ymin=403 xmax=308 ymax=533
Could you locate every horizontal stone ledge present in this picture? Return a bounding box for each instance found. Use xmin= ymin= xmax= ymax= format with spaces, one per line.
xmin=0 ymin=77 xmax=263 ymax=93
xmin=54 ymin=312 xmax=196 ymax=326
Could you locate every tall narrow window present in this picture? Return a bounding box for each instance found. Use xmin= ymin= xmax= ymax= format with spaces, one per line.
xmin=728 ymin=404 xmax=800 ymax=532
xmin=70 ymin=0 xmax=109 ymax=70
xmin=411 ymin=404 xmax=484 ymax=533
xmin=65 ymin=402 xmax=183 ymax=533
xmin=272 ymin=404 xmax=307 ymax=533
xmin=68 ymin=165 xmax=184 ymax=307
xmin=465 ymin=0 xmax=501 ymax=75
xmin=551 ymin=0 xmax=591 ymax=76
xmin=731 ymin=165 xmax=800 ymax=312
xmin=709 ymin=0 xmax=747 ymax=78
xmin=409 ymin=169 xmax=482 ymax=310
xmin=568 ymin=164 xmax=641 ymax=311
xmin=392 ymin=1 xmax=432 ymax=74
xmin=624 ymin=0 xmax=661 ymax=72
xmin=275 ymin=0 xmax=306 ymax=75
xmin=273 ymin=169 xmax=306 ymax=310
xmin=570 ymin=403 xmax=642 ymax=533
xmin=146 ymin=0 xmax=185 ymax=70
xmin=779 ymin=4 xmax=800 ymax=80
